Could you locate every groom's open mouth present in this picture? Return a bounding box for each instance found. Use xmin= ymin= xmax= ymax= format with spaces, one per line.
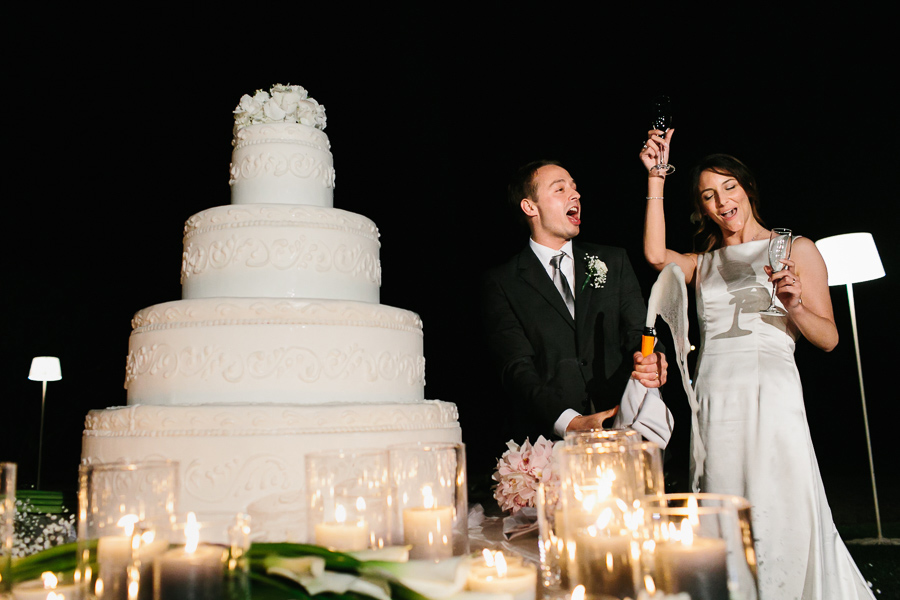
xmin=567 ymin=205 xmax=581 ymax=226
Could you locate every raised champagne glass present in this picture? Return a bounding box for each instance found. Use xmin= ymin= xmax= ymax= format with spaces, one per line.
xmin=760 ymin=228 xmax=793 ymax=316
xmin=650 ymin=94 xmax=675 ymax=174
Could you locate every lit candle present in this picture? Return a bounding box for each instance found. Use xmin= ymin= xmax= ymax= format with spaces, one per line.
xmin=567 ymin=507 xmax=638 ymax=599
xmin=95 ymin=514 xmax=139 ymax=600
xmin=466 ymin=551 xmax=537 ymax=600
xmin=314 ymin=502 xmax=370 ymax=551
xmin=402 ymin=486 xmax=453 ymax=560
xmin=153 ymin=513 xmax=225 ymax=600
xmin=12 ymin=572 xmax=77 ymax=599
xmin=654 ymin=518 xmax=728 ymax=600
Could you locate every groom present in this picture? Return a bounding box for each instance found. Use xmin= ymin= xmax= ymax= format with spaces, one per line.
xmin=482 ymin=160 xmax=666 ymax=441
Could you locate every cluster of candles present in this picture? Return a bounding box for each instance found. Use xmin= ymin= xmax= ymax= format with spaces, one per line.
xmin=312 ymin=484 xmax=457 ymax=560
xmin=544 ymin=433 xmax=756 ymax=600
xmin=307 ymin=444 xmax=467 ymax=561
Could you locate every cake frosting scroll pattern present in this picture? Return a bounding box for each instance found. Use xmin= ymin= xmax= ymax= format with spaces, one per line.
xmin=181 ymin=205 xmax=381 ymax=301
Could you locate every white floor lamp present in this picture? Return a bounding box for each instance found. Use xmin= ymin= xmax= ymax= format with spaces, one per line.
xmin=815 ymin=233 xmax=886 ymax=543
xmin=27 ymin=356 xmax=62 ymax=491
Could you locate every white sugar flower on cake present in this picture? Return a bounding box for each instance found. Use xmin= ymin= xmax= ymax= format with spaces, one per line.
xmin=233 ymin=83 xmax=327 ymax=131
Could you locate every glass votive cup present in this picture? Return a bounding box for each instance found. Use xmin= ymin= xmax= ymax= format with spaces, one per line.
xmin=556 ymin=444 xmax=644 ymax=600
xmin=535 ymin=480 xmax=565 ymax=596
xmin=305 ymin=448 xmax=391 ymax=551
xmin=148 ymin=512 xmax=250 ymax=600
xmin=76 ymin=460 xmax=179 ymax=600
xmin=583 ymin=440 xmax=666 ymax=502
xmin=1 ymin=462 xmax=15 ymax=594
xmin=564 ymin=427 xmax=642 ymax=447
xmin=388 ymin=442 xmax=468 ymax=560
xmin=639 ymin=493 xmax=758 ymax=600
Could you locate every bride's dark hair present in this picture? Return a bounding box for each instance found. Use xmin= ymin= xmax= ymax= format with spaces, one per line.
xmin=689 ymin=154 xmax=765 ymax=253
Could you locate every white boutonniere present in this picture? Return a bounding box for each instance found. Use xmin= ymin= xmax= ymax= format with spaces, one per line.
xmin=582 ymin=254 xmax=608 ymax=290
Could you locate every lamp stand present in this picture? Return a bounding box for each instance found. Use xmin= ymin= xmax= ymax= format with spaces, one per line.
xmin=37 ymin=381 xmax=47 ymax=491
xmin=846 ymin=282 xmax=883 ymax=542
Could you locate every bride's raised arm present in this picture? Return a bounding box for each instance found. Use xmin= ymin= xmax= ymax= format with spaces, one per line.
xmin=639 ymin=129 xmax=698 ymax=284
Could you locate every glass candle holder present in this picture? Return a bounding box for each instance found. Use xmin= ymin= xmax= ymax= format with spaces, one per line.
xmin=76 ymin=460 xmax=178 ymax=600
xmin=388 ymin=442 xmax=468 ymax=560
xmin=535 ymin=479 xmax=564 ymax=596
xmin=564 ymin=427 xmax=642 ymax=447
xmin=305 ymin=448 xmax=391 ymax=551
xmin=639 ymin=493 xmax=758 ymax=600
xmin=557 ymin=444 xmax=644 ymax=600
xmin=148 ymin=512 xmax=250 ymax=600
xmin=1 ymin=462 xmax=15 ymax=595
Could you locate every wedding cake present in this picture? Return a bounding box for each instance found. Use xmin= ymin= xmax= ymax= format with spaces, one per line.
xmin=81 ymin=85 xmax=462 ymax=539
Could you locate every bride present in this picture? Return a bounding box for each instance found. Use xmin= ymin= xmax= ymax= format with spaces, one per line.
xmin=639 ymin=129 xmax=873 ymax=599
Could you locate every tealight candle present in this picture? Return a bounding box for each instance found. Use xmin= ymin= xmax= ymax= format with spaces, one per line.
xmin=402 ymin=486 xmax=453 ymax=560
xmin=466 ymin=552 xmax=537 ymax=600
xmin=314 ymin=504 xmax=370 ymax=551
xmin=12 ymin=572 xmax=78 ymax=600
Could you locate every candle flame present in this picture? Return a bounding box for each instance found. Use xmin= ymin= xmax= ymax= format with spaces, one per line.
xmin=41 ymin=571 xmax=59 ymax=589
xmin=687 ymin=495 xmax=700 ymax=526
xmin=482 ymin=548 xmax=494 ymax=566
xmin=185 ymin=512 xmax=200 ymax=554
xmin=422 ymin=485 xmax=434 ymax=509
xmin=593 ymin=507 xmax=613 ymax=530
xmin=571 ymin=584 xmax=586 ymax=600
xmin=679 ymin=517 xmax=694 ymax=546
xmin=644 ymin=574 xmax=657 ymax=593
xmin=335 ymin=504 xmax=347 ymax=524
xmin=605 ymin=552 xmax=614 ymax=572
xmin=117 ymin=514 xmax=139 ymax=537
xmin=495 ymin=551 xmax=507 ymax=577
xmin=356 ymin=497 xmax=366 ymax=511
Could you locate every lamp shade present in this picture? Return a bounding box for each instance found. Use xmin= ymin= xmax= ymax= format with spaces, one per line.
xmin=28 ymin=356 xmax=62 ymax=382
xmin=815 ymin=233 xmax=885 ymax=286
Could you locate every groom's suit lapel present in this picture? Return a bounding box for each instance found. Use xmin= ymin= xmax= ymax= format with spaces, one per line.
xmin=517 ymin=247 xmax=575 ymax=330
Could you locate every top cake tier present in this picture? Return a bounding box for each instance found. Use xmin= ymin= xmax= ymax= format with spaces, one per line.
xmin=229 ymin=122 xmax=334 ymax=207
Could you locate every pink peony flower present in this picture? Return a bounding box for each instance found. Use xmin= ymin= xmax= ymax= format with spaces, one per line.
xmin=492 ymin=436 xmax=560 ymax=514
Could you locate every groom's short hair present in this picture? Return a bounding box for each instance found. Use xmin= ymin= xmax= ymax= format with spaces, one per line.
xmin=507 ymin=159 xmax=563 ymax=226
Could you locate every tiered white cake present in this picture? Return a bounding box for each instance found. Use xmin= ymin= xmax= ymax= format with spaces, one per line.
xmin=81 ymin=85 xmax=462 ymax=539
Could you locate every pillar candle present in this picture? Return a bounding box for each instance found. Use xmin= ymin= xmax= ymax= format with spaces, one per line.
xmin=569 ymin=532 xmax=636 ymax=599
xmin=402 ymin=505 xmax=453 ymax=560
xmin=95 ymin=535 xmax=131 ymax=600
xmin=655 ymin=536 xmax=729 ymax=600
xmin=153 ymin=544 xmax=225 ymax=600
xmin=314 ymin=521 xmax=370 ymax=551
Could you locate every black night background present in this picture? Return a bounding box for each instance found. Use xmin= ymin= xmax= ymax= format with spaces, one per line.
xmin=2 ymin=7 xmax=897 ymax=565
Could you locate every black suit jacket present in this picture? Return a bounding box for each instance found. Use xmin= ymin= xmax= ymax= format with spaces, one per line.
xmin=481 ymin=241 xmax=650 ymax=439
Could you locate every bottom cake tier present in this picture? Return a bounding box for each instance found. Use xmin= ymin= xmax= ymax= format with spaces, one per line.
xmin=81 ymin=400 xmax=461 ymax=541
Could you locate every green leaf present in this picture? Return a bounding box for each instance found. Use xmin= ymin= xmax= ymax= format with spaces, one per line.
xmin=9 ymin=541 xmax=87 ymax=584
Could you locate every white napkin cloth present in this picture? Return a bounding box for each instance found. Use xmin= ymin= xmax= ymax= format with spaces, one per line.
xmin=612 ymin=379 xmax=674 ymax=448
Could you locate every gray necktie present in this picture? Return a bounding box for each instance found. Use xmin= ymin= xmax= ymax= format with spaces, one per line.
xmin=550 ymin=253 xmax=575 ymax=318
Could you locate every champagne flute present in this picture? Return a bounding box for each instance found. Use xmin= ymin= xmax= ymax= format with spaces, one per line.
xmin=650 ymin=94 xmax=675 ymax=174
xmin=759 ymin=228 xmax=793 ymax=316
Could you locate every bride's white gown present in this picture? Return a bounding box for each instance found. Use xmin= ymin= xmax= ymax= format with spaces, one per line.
xmin=692 ymin=240 xmax=873 ymax=600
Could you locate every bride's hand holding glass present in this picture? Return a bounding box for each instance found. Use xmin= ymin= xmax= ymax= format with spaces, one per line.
xmin=765 ymin=258 xmax=803 ymax=312
xmin=640 ymin=128 xmax=675 ymax=176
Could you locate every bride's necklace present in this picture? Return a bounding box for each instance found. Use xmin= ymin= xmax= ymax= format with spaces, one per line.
xmin=750 ymin=227 xmax=768 ymax=242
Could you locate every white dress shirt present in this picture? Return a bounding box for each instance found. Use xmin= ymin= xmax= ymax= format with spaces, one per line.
xmin=528 ymin=239 xmax=581 ymax=437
